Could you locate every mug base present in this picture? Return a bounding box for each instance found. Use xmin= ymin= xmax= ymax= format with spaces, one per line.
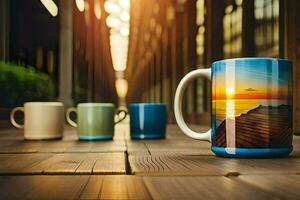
xmin=131 ymin=133 xmax=165 ymax=140
xmin=24 ymin=135 xmax=63 ymax=140
xmin=79 ymin=135 xmax=112 ymax=141
xmin=211 ymin=146 xmax=293 ymax=158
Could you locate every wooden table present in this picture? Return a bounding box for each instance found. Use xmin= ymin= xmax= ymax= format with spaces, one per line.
xmin=0 ymin=123 xmax=300 ymax=199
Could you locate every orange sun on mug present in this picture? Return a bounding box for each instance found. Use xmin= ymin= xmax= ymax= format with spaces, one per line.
xmin=226 ymin=87 xmax=235 ymax=98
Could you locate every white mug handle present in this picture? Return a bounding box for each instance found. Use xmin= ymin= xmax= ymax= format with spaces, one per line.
xmin=10 ymin=107 xmax=25 ymax=129
xmin=174 ymin=68 xmax=211 ymax=142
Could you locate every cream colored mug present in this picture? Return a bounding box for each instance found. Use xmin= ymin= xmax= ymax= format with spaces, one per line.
xmin=10 ymin=102 xmax=64 ymax=140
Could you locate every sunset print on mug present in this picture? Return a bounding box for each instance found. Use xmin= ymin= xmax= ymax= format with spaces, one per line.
xmin=211 ymin=59 xmax=293 ymax=150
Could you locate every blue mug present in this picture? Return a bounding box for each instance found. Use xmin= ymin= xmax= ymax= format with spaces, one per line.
xmin=174 ymin=58 xmax=293 ymax=158
xmin=129 ymin=103 xmax=167 ymax=139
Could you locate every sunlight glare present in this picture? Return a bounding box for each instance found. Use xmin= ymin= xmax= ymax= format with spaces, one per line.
xmin=40 ymin=0 xmax=58 ymax=17
xmin=226 ymin=87 xmax=235 ymax=97
xmin=75 ymin=0 xmax=85 ymax=12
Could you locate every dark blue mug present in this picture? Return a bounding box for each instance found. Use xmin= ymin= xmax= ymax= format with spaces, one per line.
xmin=175 ymin=58 xmax=293 ymax=158
xmin=129 ymin=103 xmax=167 ymax=139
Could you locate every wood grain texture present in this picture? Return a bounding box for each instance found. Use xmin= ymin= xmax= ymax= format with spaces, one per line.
xmin=93 ymin=153 xmax=126 ymax=174
xmin=0 ymin=125 xmax=300 ymax=199
xmin=129 ymin=154 xmax=227 ymax=175
xmin=20 ymin=153 xmax=126 ymax=175
xmin=0 ymin=175 xmax=89 ymax=200
xmin=214 ymin=105 xmax=292 ymax=148
xmin=236 ymin=175 xmax=300 ymax=200
xmin=141 ymin=139 xmax=213 ymax=155
xmin=143 ymin=176 xmax=273 ymax=200
xmin=0 ymin=175 xmax=150 ymax=200
xmin=0 ymin=153 xmax=53 ymax=174
xmin=129 ymin=154 xmax=300 ymax=176
xmin=79 ymin=176 xmax=103 ymax=200
xmin=100 ymin=176 xmax=150 ymax=199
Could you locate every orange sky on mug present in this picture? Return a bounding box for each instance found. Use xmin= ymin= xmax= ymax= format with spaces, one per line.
xmin=212 ymin=84 xmax=289 ymax=100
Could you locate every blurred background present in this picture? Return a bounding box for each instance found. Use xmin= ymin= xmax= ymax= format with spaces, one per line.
xmin=0 ymin=0 xmax=299 ymax=129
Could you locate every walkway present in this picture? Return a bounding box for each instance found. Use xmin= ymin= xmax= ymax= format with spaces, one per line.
xmin=0 ymin=124 xmax=299 ymax=199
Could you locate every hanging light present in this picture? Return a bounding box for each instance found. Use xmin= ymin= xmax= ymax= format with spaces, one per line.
xmin=120 ymin=12 xmax=130 ymax=21
xmin=75 ymin=0 xmax=85 ymax=12
xmin=94 ymin=0 xmax=101 ymax=19
xmin=115 ymin=79 xmax=128 ymax=98
xmin=104 ymin=1 xmax=121 ymax=13
xmin=105 ymin=0 xmax=130 ymax=72
xmin=120 ymin=27 xmax=129 ymax=36
xmin=106 ymin=15 xmax=121 ymax=28
xmin=119 ymin=0 xmax=130 ymax=10
xmin=40 ymin=0 xmax=58 ymax=17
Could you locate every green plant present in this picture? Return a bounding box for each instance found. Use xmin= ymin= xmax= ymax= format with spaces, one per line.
xmin=0 ymin=62 xmax=55 ymax=107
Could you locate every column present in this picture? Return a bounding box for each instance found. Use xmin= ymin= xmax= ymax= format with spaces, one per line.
xmin=58 ymin=0 xmax=74 ymax=107
xmin=284 ymin=0 xmax=300 ymax=134
xmin=0 ymin=0 xmax=9 ymax=61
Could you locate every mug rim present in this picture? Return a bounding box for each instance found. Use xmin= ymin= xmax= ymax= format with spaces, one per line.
xmin=212 ymin=57 xmax=292 ymax=66
xmin=77 ymin=103 xmax=115 ymax=107
xmin=24 ymin=102 xmax=63 ymax=106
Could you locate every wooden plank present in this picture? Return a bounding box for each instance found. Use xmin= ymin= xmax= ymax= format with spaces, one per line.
xmin=75 ymin=153 xmax=99 ymax=174
xmin=129 ymin=155 xmax=227 ymax=175
xmin=0 ymin=153 xmax=53 ymax=174
xmin=126 ymin=124 xmax=212 ymax=156
xmin=93 ymin=153 xmax=126 ymax=174
xmin=89 ymin=140 xmax=126 ymax=153
xmin=79 ymin=176 xmax=103 ymax=200
xmin=218 ymin=157 xmax=300 ymax=175
xmin=0 ymin=128 xmax=23 ymax=140
xmin=24 ymin=153 xmax=86 ymax=174
xmin=65 ymin=142 xmax=93 ymax=152
xmin=126 ymin=140 xmax=150 ymax=155
xmin=0 ymin=175 xmax=149 ymax=199
xmin=0 ymin=140 xmax=22 ymax=150
xmin=0 ymin=140 xmax=44 ymax=153
xmin=36 ymin=141 xmax=75 ymax=153
xmin=142 ymin=139 xmax=213 ymax=155
xmin=100 ymin=175 xmax=150 ymax=199
xmin=129 ymin=154 xmax=300 ymax=176
xmin=143 ymin=176 xmax=273 ymax=200
xmin=236 ymin=175 xmax=300 ymax=200
xmin=0 ymin=175 xmax=89 ymax=200
xmin=21 ymin=153 xmax=126 ymax=175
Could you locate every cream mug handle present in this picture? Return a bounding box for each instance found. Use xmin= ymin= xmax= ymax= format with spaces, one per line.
xmin=174 ymin=68 xmax=211 ymax=142
xmin=10 ymin=107 xmax=25 ymax=129
xmin=66 ymin=108 xmax=78 ymax=127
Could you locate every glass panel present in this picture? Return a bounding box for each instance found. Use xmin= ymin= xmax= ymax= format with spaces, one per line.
xmin=223 ymin=2 xmax=243 ymax=59
xmin=254 ymin=0 xmax=279 ymax=57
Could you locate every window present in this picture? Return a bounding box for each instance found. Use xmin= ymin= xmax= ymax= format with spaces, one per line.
xmin=223 ymin=0 xmax=243 ymax=58
xmin=254 ymin=0 xmax=279 ymax=57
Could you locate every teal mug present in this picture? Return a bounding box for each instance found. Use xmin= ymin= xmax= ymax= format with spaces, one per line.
xmin=66 ymin=103 xmax=127 ymax=140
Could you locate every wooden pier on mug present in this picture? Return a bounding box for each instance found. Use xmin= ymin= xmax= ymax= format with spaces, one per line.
xmin=214 ymin=105 xmax=293 ymax=148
